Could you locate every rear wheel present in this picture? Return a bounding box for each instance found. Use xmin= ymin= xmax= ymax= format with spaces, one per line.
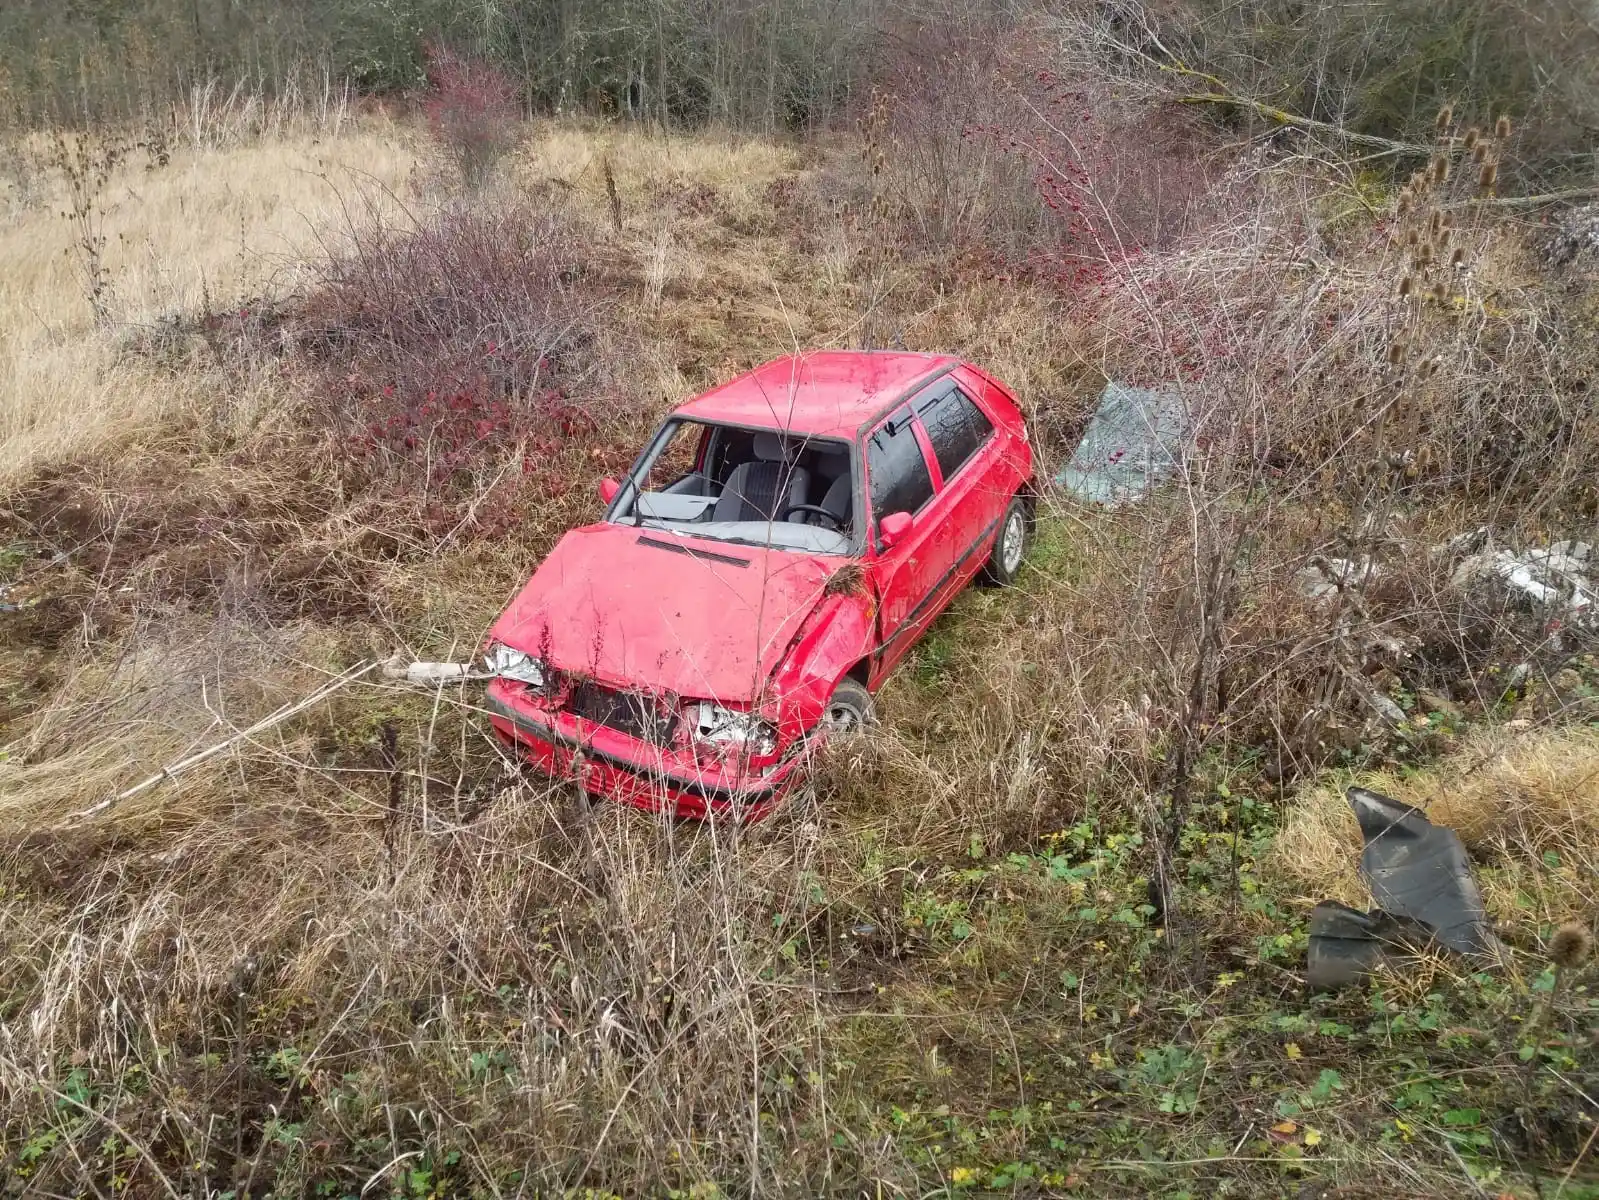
xmin=821 ymin=679 xmax=874 ymax=733
xmin=982 ymin=493 xmax=1031 ymax=586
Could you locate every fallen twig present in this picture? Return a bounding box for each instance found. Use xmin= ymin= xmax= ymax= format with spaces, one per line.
xmin=62 ymin=659 xmax=383 ymax=825
xmin=1096 ymin=17 xmax=1435 ymax=156
xmin=1174 ymin=90 xmax=1433 ymax=156
xmin=1446 ymin=186 xmax=1599 ymax=210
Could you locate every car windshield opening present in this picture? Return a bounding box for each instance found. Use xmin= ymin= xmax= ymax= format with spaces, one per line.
xmin=610 ymin=419 xmax=856 ymax=555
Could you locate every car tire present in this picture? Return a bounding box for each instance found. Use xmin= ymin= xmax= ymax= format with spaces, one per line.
xmin=821 ymin=679 xmax=874 ymax=733
xmin=982 ymin=493 xmax=1031 ymax=586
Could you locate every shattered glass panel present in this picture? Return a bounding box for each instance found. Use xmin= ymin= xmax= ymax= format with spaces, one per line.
xmin=1056 ymin=382 xmax=1188 ymax=506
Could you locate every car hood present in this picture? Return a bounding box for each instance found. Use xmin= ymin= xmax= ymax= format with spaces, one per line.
xmin=488 ymin=524 xmax=841 ymax=703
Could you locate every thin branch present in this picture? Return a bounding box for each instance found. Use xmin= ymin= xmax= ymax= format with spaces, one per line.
xmin=1173 ymin=91 xmax=1432 ymax=156
xmin=1099 ymin=15 xmax=1433 ymax=156
xmin=60 ymin=659 xmax=382 ymax=825
xmin=1447 ymin=186 xmax=1599 ymax=210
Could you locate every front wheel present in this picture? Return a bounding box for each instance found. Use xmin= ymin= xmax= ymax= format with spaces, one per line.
xmin=820 ymin=679 xmax=874 ymax=733
xmin=982 ymin=493 xmax=1031 ymax=586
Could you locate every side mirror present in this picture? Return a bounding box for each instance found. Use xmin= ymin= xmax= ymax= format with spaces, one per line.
xmin=599 ymin=476 xmax=621 ymax=505
xmin=879 ymin=511 xmax=912 ymax=548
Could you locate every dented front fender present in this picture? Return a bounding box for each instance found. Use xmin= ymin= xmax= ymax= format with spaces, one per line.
xmin=763 ymin=590 xmax=876 ymax=738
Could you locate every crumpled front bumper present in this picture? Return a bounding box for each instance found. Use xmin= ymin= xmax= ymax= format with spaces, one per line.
xmin=484 ymin=677 xmax=804 ymax=821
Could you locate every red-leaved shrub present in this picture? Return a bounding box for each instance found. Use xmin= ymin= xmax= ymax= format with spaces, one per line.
xmin=421 ymin=43 xmax=521 ymax=188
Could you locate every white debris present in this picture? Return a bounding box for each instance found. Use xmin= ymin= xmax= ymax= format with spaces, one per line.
xmin=1526 ymin=547 xmax=1591 ymax=577
xmin=1449 ymin=539 xmax=1598 ymax=628
xmin=1295 ymin=557 xmax=1377 ymax=600
xmin=1501 ymin=558 xmax=1559 ymax=605
xmin=382 ymin=659 xmax=482 ymax=684
xmin=1360 ymin=687 xmax=1407 ymax=726
xmin=1453 ymin=551 xmax=1549 ymax=601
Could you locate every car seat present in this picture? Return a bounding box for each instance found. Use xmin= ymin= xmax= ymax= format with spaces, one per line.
xmin=713 ymin=432 xmax=812 ymax=523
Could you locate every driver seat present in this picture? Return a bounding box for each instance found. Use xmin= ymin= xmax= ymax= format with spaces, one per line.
xmin=713 ymin=432 xmax=812 ymax=523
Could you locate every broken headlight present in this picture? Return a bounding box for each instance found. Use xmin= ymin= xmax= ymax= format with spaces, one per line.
xmin=484 ymin=642 xmax=547 ymax=688
xmin=691 ymin=702 xmax=778 ymax=757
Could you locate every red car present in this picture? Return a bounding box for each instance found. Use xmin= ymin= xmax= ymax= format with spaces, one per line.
xmin=484 ymin=351 xmax=1034 ymax=819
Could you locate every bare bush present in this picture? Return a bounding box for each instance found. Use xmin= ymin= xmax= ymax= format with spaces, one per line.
xmin=857 ymin=22 xmax=1220 ymax=287
xmin=48 ymin=132 xmax=129 ymax=324
xmin=172 ymin=72 xmax=353 ymax=151
xmin=848 ymin=72 xmax=1599 ymax=913
xmin=290 ymin=195 xmax=638 ymax=540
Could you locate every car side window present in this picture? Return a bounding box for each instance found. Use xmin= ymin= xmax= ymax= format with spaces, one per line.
xmin=867 ymin=406 xmax=935 ymax=522
xmin=917 ymin=385 xmax=995 ymax=481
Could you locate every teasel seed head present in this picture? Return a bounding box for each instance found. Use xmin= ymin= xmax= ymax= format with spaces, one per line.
xmin=1472 ymin=141 xmax=1489 ymax=163
xmin=1406 ymin=227 xmax=1420 ymax=246
xmin=1495 ymin=114 xmax=1512 ymax=140
xmin=1435 ymin=104 xmax=1453 ymax=132
xmin=1399 ymin=275 xmax=1414 ymax=298
xmin=1416 ymin=241 xmax=1435 ymax=267
xmin=1463 ymin=127 xmax=1480 ymax=151
xmin=1479 ymin=161 xmax=1498 ymax=195
xmin=1398 ymin=188 xmax=1414 ymax=214
xmin=1387 ymin=338 xmax=1407 ymax=365
xmin=1450 ymin=245 xmax=1467 ymax=269
xmin=1550 ymin=922 xmax=1592 ymax=970
xmin=1430 ymin=281 xmax=1447 ymax=303
xmin=1429 ymin=209 xmax=1444 ymax=237
xmin=1437 ymin=226 xmax=1452 ymax=249
xmin=1430 ymin=153 xmax=1450 ymax=184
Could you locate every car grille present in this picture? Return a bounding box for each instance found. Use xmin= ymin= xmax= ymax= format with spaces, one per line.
xmin=567 ymin=681 xmax=676 ymax=746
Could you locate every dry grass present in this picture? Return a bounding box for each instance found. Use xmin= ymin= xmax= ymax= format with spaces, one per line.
xmin=0 ymin=615 xmax=344 ymax=825
xmin=514 ymin=122 xmax=802 ymax=223
xmin=0 ymin=123 xmax=417 ymax=481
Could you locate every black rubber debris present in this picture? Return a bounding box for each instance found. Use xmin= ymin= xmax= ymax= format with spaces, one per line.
xmin=1306 ymin=901 xmax=1437 ymax=991
xmin=1348 ymin=786 xmax=1496 ymax=956
xmin=1304 ymin=787 xmax=1500 ymax=990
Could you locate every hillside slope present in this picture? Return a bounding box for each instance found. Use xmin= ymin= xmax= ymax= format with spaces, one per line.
xmin=1 ymin=102 xmax=1597 ymax=1198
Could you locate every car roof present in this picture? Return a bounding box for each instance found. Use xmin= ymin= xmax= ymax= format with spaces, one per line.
xmin=672 ymin=351 xmax=961 ymax=439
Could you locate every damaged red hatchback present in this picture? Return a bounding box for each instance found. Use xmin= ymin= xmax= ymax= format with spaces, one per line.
xmin=484 ymin=351 xmax=1033 ymax=819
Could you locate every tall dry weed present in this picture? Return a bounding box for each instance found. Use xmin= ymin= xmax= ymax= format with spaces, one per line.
xmin=0 ymin=678 xmax=931 ymax=1193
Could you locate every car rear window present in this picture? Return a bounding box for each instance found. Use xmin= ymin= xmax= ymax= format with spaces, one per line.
xmin=917 ymin=385 xmax=994 ymax=481
xmin=867 ymin=407 xmax=935 ymax=520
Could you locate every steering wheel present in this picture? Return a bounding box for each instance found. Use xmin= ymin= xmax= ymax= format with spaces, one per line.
xmin=783 ymin=503 xmax=846 ymax=531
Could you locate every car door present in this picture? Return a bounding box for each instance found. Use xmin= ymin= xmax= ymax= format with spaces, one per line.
xmin=863 ymin=404 xmax=943 ymax=678
xmin=915 ymin=373 xmax=1008 ymax=589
